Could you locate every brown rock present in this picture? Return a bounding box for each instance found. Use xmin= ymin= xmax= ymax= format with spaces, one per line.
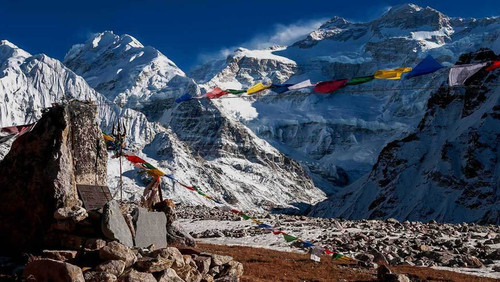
xmin=54 ymin=206 xmax=88 ymax=222
xmin=384 ymin=273 xmax=411 ymax=282
xmin=83 ymin=271 xmax=117 ymax=282
xmin=149 ymin=247 xmax=185 ymax=269
xmin=58 ymin=233 xmax=86 ymax=250
xmin=194 ymin=256 xmax=212 ymax=274
xmin=419 ymin=244 xmax=431 ymax=252
xmin=377 ymin=265 xmax=392 ymax=281
xmin=84 ymin=238 xmax=106 ymax=251
xmin=210 ymin=254 xmax=233 ymax=267
xmin=158 ymin=268 xmax=184 ymax=282
xmin=175 ymin=265 xmax=202 ymax=282
xmin=220 ymin=261 xmax=243 ymax=278
xmin=201 ymin=273 xmax=215 ymax=282
xmin=464 ymin=255 xmax=483 ymax=268
xmin=51 ymin=220 xmax=76 ymax=232
xmin=135 ymin=256 xmax=174 ymax=273
xmin=42 ymin=250 xmax=78 ymax=261
xmin=117 ymin=269 xmax=156 ymax=282
xmin=24 ymin=258 xmax=84 ymax=282
xmin=95 ymin=260 xmax=126 ymax=276
xmin=99 ymin=241 xmax=137 ymax=267
xmin=184 ymin=254 xmax=198 ymax=269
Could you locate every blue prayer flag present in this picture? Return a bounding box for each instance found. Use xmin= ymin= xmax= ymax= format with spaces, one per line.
xmin=406 ymin=55 xmax=444 ymax=79
xmin=271 ymin=84 xmax=293 ymax=94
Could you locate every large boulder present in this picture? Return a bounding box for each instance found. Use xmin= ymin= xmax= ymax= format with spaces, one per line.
xmin=102 ymin=200 xmax=134 ymax=247
xmin=23 ymin=258 xmax=85 ymax=282
xmin=133 ymin=207 xmax=167 ymax=249
xmin=0 ymin=102 xmax=107 ymax=254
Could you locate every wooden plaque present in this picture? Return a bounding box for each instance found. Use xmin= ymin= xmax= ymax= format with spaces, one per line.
xmin=77 ymin=185 xmax=112 ymax=210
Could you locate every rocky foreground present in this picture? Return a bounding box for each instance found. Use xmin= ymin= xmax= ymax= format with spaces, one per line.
xmin=177 ymin=205 xmax=500 ymax=278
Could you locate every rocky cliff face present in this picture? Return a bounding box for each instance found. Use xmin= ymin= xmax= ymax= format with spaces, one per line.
xmin=0 ymin=102 xmax=107 ymax=253
xmin=309 ymin=49 xmax=500 ymax=224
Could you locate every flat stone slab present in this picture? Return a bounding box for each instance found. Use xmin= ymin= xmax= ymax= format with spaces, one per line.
xmin=101 ymin=200 xmax=133 ymax=247
xmin=133 ymin=207 xmax=167 ymax=249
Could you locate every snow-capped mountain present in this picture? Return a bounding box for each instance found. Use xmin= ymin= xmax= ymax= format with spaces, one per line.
xmin=61 ymin=33 xmax=327 ymax=210
xmin=191 ymin=4 xmax=499 ymax=195
xmin=63 ymin=31 xmax=198 ymax=106
xmin=310 ymin=49 xmax=499 ymax=224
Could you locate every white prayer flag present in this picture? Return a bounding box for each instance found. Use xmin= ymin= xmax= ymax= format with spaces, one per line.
xmin=288 ymin=79 xmax=315 ymax=90
xmin=449 ymin=62 xmax=487 ymax=86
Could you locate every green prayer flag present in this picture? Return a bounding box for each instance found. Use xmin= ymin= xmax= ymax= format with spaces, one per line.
xmin=239 ymin=214 xmax=250 ymax=220
xmin=283 ymin=234 xmax=298 ymax=242
xmin=143 ymin=163 xmax=156 ymax=170
xmin=333 ymin=253 xmax=344 ymax=259
xmin=346 ymin=75 xmax=374 ymax=85
xmin=226 ymin=89 xmax=247 ymax=94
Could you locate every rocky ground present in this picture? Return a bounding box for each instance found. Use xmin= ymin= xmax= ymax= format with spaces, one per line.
xmin=177 ymin=205 xmax=500 ymax=279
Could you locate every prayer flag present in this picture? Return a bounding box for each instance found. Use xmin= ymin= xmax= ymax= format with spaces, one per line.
xmin=313 ymin=79 xmax=348 ymax=93
xmin=247 ymin=82 xmax=269 ymax=94
xmin=310 ymin=253 xmax=321 ymax=262
xmin=271 ymin=83 xmax=293 ymax=94
xmin=206 ymin=87 xmax=228 ymax=99
xmin=486 ymin=61 xmax=500 ymax=72
xmin=258 ymin=224 xmax=273 ymax=229
xmin=405 ymin=55 xmax=443 ymax=79
xmin=449 ymin=62 xmax=487 ymax=86
xmin=374 ymin=67 xmax=412 ymax=80
xmin=175 ymin=94 xmax=194 ymax=103
xmin=142 ymin=163 xmax=157 ymax=170
xmin=226 ymin=89 xmax=247 ymax=94
xmin=103 ymin=134 xmax=115 ymax=142
xmin=239 ymin=214 xmax=250 ymax=220
xmin=147 ymin=168 xmax=166 ymax=177
xmin=272 ymin=230 xmax=286 ymax=235
xmin=302 ymin=241 xmax=314 ymax=248
xmin=288 ymin=79 xmax=315 ymax=90
xmin=283 ymin=234 xmax=298 ymax=242
xmin=1 ymin=123 xmax=35 ymax=134
xmin=126 ymin=155 xmax=146 ymax=164
xmin=346 ymin=76 xmax=374 ymax=85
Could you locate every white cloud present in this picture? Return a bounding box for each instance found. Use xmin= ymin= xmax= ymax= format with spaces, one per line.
xmin=196 ymin=18 xmax=327 ymax=65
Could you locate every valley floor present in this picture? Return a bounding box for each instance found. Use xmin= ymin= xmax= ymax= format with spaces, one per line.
xmin=193 ymin=243 xmax=497 ymax=281
xmin=177 ymin=205 xmax=500 ymax=280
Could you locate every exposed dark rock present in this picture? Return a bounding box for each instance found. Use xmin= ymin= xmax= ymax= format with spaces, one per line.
xmin=133 ymin=207 xmax=168 ymax=249
xmin=102 ymin=200 xmax=134 ymax=247
xmin=0 ymin=102 xmax=107 ymax=254
xmin=23 ymin=258 xmax=84 ymax=282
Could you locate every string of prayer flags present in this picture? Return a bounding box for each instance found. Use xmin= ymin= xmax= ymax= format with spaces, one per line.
xmin=271 ymin=83 xmax=294 ymax=94
xmin=313 ymin=79 xmax=348 ymax=93
xmin=374 ymin=67 xmax=412 ymax=80
xmin=405 ymin=55 xmax=444 ymax=79
xmin=486 ymin=61 xmax=500 ymax=72
xmin=175 ymin=94 xmax=194 ymax=103
xmin=346 ymin=75 xmax=374 ymax=85
xmin=147 ymin=168 xmax=166 ymax=177
xmin=226 ymin=89 xmax=247 ymax=94
xmin=247 ymin=82 xmax=269 ymax=94
xmin=206 ymin=87 xmax=229 ymax=99
xmin=288 ymin=79 xmax=315 ymax=90
xmin=449 ymin=62 xmax=488 ymax=86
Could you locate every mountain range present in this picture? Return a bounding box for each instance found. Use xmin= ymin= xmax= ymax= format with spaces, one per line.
xmin=0 ymin=3 xmax=498 ymax=223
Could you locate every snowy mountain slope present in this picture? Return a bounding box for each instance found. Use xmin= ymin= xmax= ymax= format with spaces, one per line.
xmin=192 ymin=4 xmax=499 ymax=194
xmin=309 ymin=49 xmax=500 ymax=224
xmin=63 ymin=31 xmax=198 ymax=106
xmin=63 ymin=34 xmax=326 ymax=210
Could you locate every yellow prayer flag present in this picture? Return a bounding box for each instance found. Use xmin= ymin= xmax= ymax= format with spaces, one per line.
xmin=374 ymin=67 xmax=412 ymax=80
xmin=103 ymin=134 xmax=114 ymax=142
xmin=246 ymin=82 xmax=269 ymax=94
xmin=147 ymin=168 xmax=166 ymax=177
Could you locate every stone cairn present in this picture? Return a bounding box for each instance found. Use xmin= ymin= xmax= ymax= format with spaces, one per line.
xmin=0 ymin=101 xmax=243 ymax=282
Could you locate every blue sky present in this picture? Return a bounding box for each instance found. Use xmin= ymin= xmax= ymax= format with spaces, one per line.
xmin=0 ymin=0 xmax=498 ymax=71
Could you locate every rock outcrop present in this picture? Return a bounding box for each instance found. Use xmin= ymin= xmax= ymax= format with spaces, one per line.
xmin=0 ymin=101 xmax=107 ymax=254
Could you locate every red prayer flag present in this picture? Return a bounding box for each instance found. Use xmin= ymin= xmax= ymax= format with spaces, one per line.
xmin=272 ymin=230 xmax=286 ymax=235
xmin=486 ymin=61 xmax=500 ymax=71
xmin=206 ymin=87 xmax=228 ymax=99
xmin=126 ymin=155 xmax=146 ymax=164
xmin=313 ymin=79 xmax=348 ymax=94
